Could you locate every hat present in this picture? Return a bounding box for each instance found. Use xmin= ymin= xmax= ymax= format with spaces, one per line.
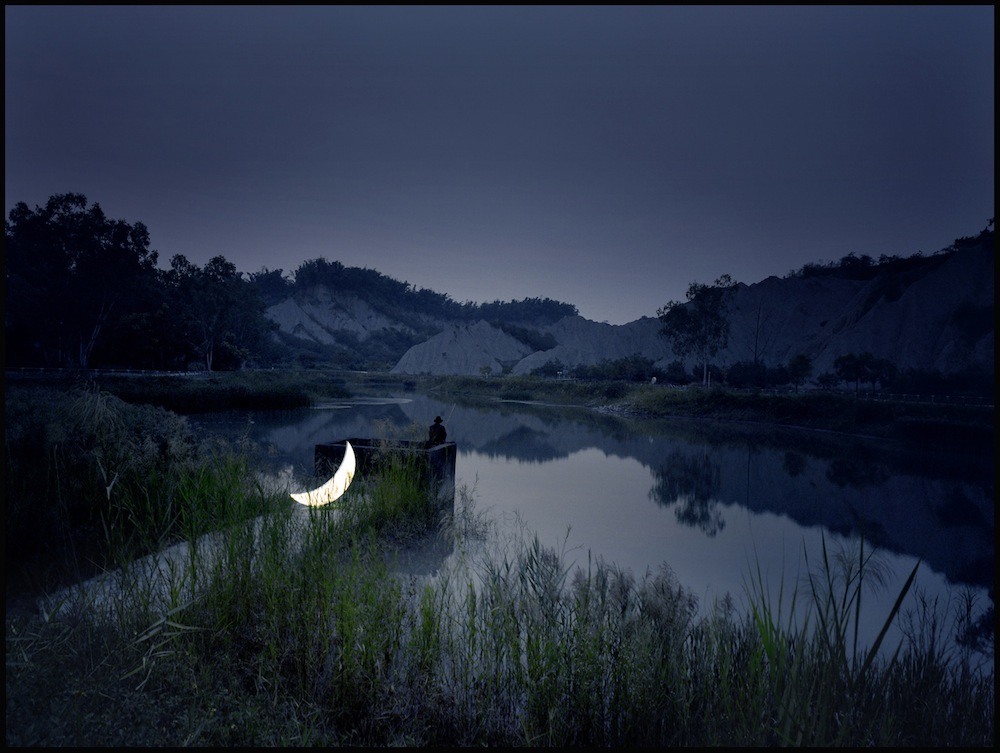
xmin=433 ymin=416 xmax=443 ymax=423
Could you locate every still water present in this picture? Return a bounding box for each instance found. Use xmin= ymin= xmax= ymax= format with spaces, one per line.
xmin=192 ymin=391 xmax=994 ymax=660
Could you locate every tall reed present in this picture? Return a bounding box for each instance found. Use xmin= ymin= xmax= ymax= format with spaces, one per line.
xmin=742 ymin=533 xmax=922 ymax=745
xmin=5 ymin=393 xmax=993 ymax=746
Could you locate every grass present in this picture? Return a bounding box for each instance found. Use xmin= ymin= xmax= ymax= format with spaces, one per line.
xmin=127 ymin=369 xmax=354 ymax=412
xmin=624 ymin=383 xmax=995 ymax=445
xmin=351 ymin=372 xmax=994 ymax=447
xmin=7 ymin=503 xmax=993 ymax=745
xmin=5 ymin=382 xmax=995 ymax=745
xmin=743 ymin=535 xmax=917 ymax=746
xmin=9 ymin=368 xmax=993 ymax=444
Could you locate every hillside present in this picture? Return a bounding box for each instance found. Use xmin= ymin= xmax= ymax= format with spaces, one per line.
xmin=265 ymin=234 xmax=994 ymax=383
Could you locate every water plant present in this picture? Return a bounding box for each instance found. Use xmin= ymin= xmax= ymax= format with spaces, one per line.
xmin=5 ymin=385 xmax=993 ymax=746
xmin=743 ymin=534 xmax=921 ymax=745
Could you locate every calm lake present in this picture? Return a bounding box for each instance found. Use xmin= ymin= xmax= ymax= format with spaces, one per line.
xmin=191 ymin=391 xmax=994 ymax=661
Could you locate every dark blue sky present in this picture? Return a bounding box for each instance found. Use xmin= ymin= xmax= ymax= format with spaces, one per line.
xmin=5 ymin=6 xmax=994 ymax=324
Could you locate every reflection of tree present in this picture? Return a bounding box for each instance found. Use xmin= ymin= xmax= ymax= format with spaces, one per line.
xmin=479 ymin=426 xmax=564 ymax=463
xmin=956 ymin=587 xmax=994 ymax=656
xmin=649 ymin=450 xmax=725 ymax=536
xmin=783 ymin=452 xmax=807 ymax=478
xmin=826 ymin=456 xmax=889 ymax=489
xmin=935 ymin=487 xmax=990 ymax=528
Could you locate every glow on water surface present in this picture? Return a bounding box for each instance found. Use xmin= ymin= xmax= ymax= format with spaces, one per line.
xmin=194 ymin=395 xmax=994 ymax=663
xmin=457 ymin=447 xmax=967 ymax=659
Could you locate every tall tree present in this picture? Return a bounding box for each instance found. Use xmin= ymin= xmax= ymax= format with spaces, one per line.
xmin=5 ymin=193 xmax=159 ymax=367
xmin=658 ymin=275 xmax=738 ymax=385
xmin=248 ymin=267 xmax=292 ymax=305
xmin=833 ymin=352 xmax=894 ymax=393
xmin=166 ymin=254 xmax=275 ymax=370
xmin=787 ymin=353 xmax=814 ymax=392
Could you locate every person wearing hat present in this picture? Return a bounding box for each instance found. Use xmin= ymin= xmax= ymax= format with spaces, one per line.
xmin=427 ymin=416 xmax=447 ymax=447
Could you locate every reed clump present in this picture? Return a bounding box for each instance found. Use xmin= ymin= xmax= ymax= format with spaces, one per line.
xmin=92 ymin=370 xmax=349 ymax=413
xmin=5 ymin=384 xmax=201 ymax=592
xmin=5 ymin=389 xmax=994 ymax=746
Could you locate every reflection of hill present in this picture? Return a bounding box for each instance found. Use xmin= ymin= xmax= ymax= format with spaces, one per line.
xmin=653 ymin=440 xmax=993 ymax=591
xmin=435 ymin=398 xmax=993 ymax=592
xmin=195 ymin=395 xmax=993 ymax=592
xmin=478 ymin=426 xmax=565 ymax=463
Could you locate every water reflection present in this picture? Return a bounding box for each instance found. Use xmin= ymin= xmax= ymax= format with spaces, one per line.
xmin=191 ymin=392 xmax=993 ymax=656
xmin=650 ymin=449 xmax=725 ymax=537
xmin=826 ymin=455 xmax=890 ymax=489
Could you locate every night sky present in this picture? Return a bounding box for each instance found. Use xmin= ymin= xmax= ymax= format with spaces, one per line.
xmin=5 ymin=6 xmax=994 ymax=325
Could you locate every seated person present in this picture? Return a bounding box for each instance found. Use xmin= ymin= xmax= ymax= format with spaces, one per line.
xmin=427 ymin=416 xmax=447 ymax=446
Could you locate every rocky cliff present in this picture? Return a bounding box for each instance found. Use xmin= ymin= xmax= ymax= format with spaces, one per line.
xmin=266 ymin=242 xmax=993 ymax=380
xmin=393 ymin=320 xmax=535 ymax=376
xmin=266 ymin=284 xmax=433 ymax=345
xmin=717 ymin=243 xmax=994 ymax=376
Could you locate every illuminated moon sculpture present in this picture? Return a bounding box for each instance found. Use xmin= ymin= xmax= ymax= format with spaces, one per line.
xmin=290 ymin=441 xmax=356 ymax=507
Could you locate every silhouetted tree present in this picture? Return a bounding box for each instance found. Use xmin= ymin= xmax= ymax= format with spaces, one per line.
xmin=249 ymin=267 xmax=293 ymax=305
xmin=288 ymin=258 xmax=577 ymax=329
xmin=663 ymin=359 xmax=690 ymax=384
xmin=834 ymin=353 xmax=866 ymax=394
xmin=864 ymin=354 xmax=897 ymax=391
xmin=833 ymin=351 xmax=896 ymax=393
xmin=5 ymin=193 xmax=160 ymax=367
xmin=658 ymin=275 xmax=737 ymax=385
xmin=815 ymin=372 xmax=840 ymax=390
xmin=787 ymin=354 xmax=813 ymax=391
xmin=726 ymin=360 xmax=769 ymax=389
xmin=165 ymin=254 xmax=275 ymax=370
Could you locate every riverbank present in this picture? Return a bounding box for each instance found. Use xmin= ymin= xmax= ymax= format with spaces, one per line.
xmin=8 ymin=368 xmax=993 ymax=448
xmin=399 ymin=374 xmax=994 ymax=451
xmin=5 ymin=375 xmax=994 ymax=745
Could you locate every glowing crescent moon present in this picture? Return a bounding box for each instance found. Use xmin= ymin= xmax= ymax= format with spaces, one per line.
xmin=290 ymin=441 xmax=356 ymax=506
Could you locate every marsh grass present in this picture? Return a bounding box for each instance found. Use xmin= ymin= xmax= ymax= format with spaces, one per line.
xmin=415 ymin=374 xmax=993 ymax=448
xmin=5 ymin=385 xmax=200 ymax=594
xmin=743 ymin=535 xmax=922 ymax=745
xmin=627 ymin=385 xmax=995 ymax=443
xmin=35 ymin=370 xmax=352 ymax=414
xmin=335 ymin=420 xmax=449 ymax=543
xmin=5 ymin=387 xmax=994 ymax=746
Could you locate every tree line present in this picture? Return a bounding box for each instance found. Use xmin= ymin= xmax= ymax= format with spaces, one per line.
xmin=6 ymin=194 xmax=277 ymax=371
xmin=4 ymin=193 xmax=578 ymax=371
xmin=657 ymin=219 xmax=994 ymax=395
xmin=783 ymin=220 xmax=994 ymax=282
